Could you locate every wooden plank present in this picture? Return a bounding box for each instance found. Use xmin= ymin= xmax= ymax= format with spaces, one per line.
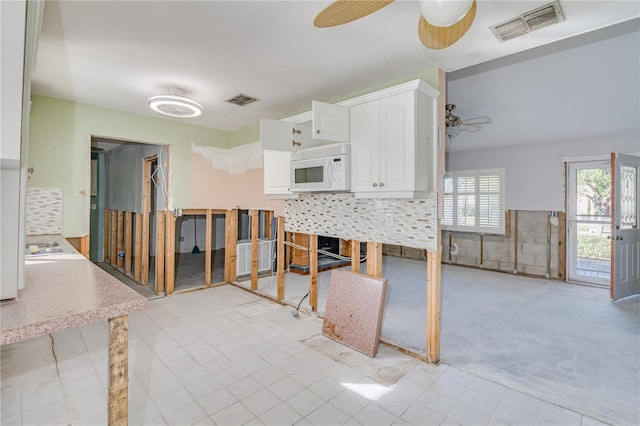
xmin=155 ymin=211 xmax=165 ymax=295
xmin=251 ymin=209 xmax=259 ymax=291
xmin=558 ymin=211 xmax=566 ymax=281
xmin=205 ymin=209 xmax=212 ymax=287
xmin=505 ymin=210 xmax=512 ymax=239
xmin=124 ymin=212 xmax=132 ymax=274
xmin=110 ymin=210 xmax=117 ymax=267
xmin=366 ymin=242 xmax=382 ymax=277
xmin=108 ymin=314 xmax=128 ymax=426
xmin=514 ymin=210 xmax=519 ymax=274
xmin=224 ymin=209 xmax=238 ymax=283
xmin=309 ymin=234 xmax=318 ymax=312
xmin=351 ymin=240 xmax=360 ymax=272
xmin=265 ymin=210 xmax=274 ymax=240
xmin=180 ymin=208 xmax=210 ymax=215
xmin=341 ymin=239 xmax=351 ymax=257
xmin=165 ymin=210 xmax=175 ymax=295
xmin=285 ymin=232 xmax=292 ymax=267
xmin=141 ymin=212 xmax=150 ymax=285
xmin=292 ymin=233 xmax=310 ymax=266
xmin=116 ymin=211 xmax=124 ymax=270
xmin=80 ymin=235 xmax=90 ymax=259
xmin=277 ymin=216 xmax=285 ymax=301
xmin=426 ymin=249 xmax=442 ymax=364
xmin=104 ymin=209 xmax=110 ymax=263
xmin=134 ymin=213 xmax=142 ymax=281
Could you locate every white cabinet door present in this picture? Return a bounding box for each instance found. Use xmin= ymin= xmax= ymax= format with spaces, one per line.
xmin=379 ymin=91 xmax=415 ymax=192
xmin=312 ymin=101 xmax=350 ymax=142
xmin=260 ymin=119 xmax=313 ymax=151
xmin=350 ymin=101 xmax=379 ymax=192
xmin=263 ymin=150 xmax=292 ymax=195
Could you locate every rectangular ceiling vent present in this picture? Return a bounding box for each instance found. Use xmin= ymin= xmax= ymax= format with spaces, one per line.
xmin=490 ymin=1 xmax=565 ymax=42
xmin=225 ymin=93 xmax=259 ymax=106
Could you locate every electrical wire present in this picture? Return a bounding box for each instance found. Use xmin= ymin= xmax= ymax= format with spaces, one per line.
xmin=282 ymin=240 xmax=367 ymax=262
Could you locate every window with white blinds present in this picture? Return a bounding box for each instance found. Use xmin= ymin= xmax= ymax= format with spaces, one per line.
xmin=443 ymin=169 xmax=505 ymax=234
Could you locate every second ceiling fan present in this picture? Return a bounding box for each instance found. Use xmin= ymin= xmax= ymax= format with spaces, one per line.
xmin=314 ymin=0 xmax=477 ymax=49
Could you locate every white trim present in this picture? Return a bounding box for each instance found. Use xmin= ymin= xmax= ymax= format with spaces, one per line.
xmin=562 ymin=154 xmax=610 ymax=163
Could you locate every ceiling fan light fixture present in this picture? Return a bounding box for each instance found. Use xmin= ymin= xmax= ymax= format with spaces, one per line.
xmin=419 ymin=0 xmax=473 ymax=27
xmin=148 ymin=88 xmax=202 ymax=118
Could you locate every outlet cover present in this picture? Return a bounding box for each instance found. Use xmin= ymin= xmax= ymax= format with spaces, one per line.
xmin=179 ymin=236 xmax=184 ymax=241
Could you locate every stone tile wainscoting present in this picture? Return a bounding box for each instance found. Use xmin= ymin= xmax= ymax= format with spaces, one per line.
xmin=285 ymin=193 xmax=438 ymax=251
xmin=25 ymin=187 xmax=63 ymax=235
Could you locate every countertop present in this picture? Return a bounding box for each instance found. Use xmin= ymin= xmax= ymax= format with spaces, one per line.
xmin=1 ymin=235 xmax=148 ymax=345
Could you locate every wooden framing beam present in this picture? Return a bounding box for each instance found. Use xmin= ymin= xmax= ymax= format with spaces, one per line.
xmin=116 ymin=211 xmax=124 ymax=270
xmin=124 ymin=212 xmax=132 ymax=274
xmin=366 ymin=241 xmax=382 ymax=277
xmin=205 ymin=209 xmax=212 ymax=287
xmin=155 ymin=211 xmax=166 ymax=295
xmin=251 ymin=209 xmax=259 ymax=291
xmin=309 ymin=234 xmax=318 ymax=312
xmin=110 ymin=210 xmax=117 ymax=267
xmin=351 ymin=240 xmax=360 ymax=273
xmin=165 ymin=210 xmax=175 ymax=295
xmin=558 ymin=211 xmax=566 ymax=280
xmin=134 ymin=213 xmax=142 ymax=282
xmin=426 ymin=249 xmax=442 ymax=364
xmin=141 ymin=212 xmax=150 ymax=285
xmin=224 ymin=209 xmax=238 ymax=283
xmin=277 ymin=216 xmax=285 ymax=301
xmin=264 ymin=210 xmax=274 ymax=239
xmin=108 ymin=314 xmax=128 ymax=426
xmin=104 ymin=209 xmax=111 ymax=264
xmin=285 ymin=232 xmax=292 ymax=268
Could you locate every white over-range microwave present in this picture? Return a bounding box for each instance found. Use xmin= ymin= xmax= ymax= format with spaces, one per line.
xmin=290 ymin=143 xmax=350 ymax=192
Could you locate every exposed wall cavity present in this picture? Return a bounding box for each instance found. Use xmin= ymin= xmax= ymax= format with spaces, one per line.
xmin=285 ymin=193 xmax=438 ymax=251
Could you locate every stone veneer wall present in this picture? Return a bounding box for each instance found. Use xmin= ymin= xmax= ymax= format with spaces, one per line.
xmin=25 ymin=187 xmax=63 ymax=235
xmin=285 ymin=193 xmax=438 ymax=251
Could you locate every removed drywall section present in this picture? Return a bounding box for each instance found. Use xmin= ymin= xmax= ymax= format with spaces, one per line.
xmin=285 ymin=193 xmax=438 ymax=251
xmin=442 ymin=210 xmax=561 ymax=278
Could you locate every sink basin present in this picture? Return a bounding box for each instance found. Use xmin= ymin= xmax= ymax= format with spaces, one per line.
xmin=25 ymin=241 xmax=65 ymax=256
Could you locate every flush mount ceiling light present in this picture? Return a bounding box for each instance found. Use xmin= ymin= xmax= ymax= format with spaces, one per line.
xmin=419 ymin=0 xmax=473 ymax=27
xmin=147 ymin=87 xmax=202 ymax=118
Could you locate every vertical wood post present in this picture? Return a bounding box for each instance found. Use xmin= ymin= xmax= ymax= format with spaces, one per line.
xmin=285 ymin=232 xmax=292 ymax=267
xmin=141 ymin=212 xmax=150 ymax=285
xmin=155 ymin=211 xmax=165 ymax=295
xmin=351 ymin=240 xmax=360 ymax=273
xmin=426 ymin=249 xmax=442 ymax=364
xmin=251 ymin=209 xmax=260 ymax=290
xmin=165 ymin=210 xmax=175 ymax=295
xmin=124 ymin=212 xmax=132 ymax=274
xmin=205 ymin=210 xmax=212 ymax=287
xmin=276 ymin=216 xmax=285 ymax=301
xmin=104 ymin=209 xmax=111 ymax=264
xmin=366 ymin=241 xmax=382 ymax=277
xmin=116 ymin=211 xmax=124 ymax=270
xmin=224 ymin=209 xmax=238 ymax=283
xmin=134 ymin=213 xmax=142 ymax=282
xmin=264 ymin=210 xmax=274 ymax=240
xmin=558 ymin=211 xmax=566 ymax=280
xmin=309 ymin=234 xmax=318 ymax=312
xmin=110 ymin=210 xmax=117 ymax=267
xmin=108 ymin=314 xmax=128 ymax=426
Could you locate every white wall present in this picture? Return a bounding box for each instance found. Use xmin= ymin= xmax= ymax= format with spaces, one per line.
xmin=446 ymin=132 xmax=638 ymax=211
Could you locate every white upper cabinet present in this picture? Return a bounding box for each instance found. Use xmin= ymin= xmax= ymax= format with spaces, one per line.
xmin=260 ymin=119 xmax=314 ymax=151
xmin=312 ymin=101 xmax=350 ymax=142
xmin=350 ymin=81 xmax=439 ymax=198
xmin=263 ymin=149 xmax=297 ymax=198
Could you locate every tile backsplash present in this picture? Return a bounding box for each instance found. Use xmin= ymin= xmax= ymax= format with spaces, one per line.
xmin=25 ymin=187 xmax=63 ymax=235
xmin=285 ymin=193 xmax=438 ymax=251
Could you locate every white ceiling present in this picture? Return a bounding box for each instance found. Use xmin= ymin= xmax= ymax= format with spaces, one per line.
xmin=33 ymin=1 xmax=639 ymax=149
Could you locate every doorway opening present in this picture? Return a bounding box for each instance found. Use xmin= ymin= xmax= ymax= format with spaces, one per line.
xmin=567 ymin=160 xmax=611 ymax=286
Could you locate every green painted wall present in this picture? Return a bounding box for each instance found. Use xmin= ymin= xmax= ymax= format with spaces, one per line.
xmin=28 ymin=95 xmax=229 ymax=237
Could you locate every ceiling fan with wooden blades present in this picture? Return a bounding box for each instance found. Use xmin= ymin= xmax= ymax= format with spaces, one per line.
xmin=445 ymin=104 xmax=491 ymax=137
xmin=314 ymin=0 xmax=477 ymax=50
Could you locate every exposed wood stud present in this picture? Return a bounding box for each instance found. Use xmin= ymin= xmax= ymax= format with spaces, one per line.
xmin=155 ymin=211 xmax=165 ymax=295
xmin=448 ymin=234 xmax=453 ymax=263
xmin=141 ymin=212 xmax=150 ymax=285
xmin=251 ymin=209 xmax=259 ymax=290
xmin=116 ymin=211 xmax=124 ymax=270
xmin=110 ymin=210 xmax=117 ymax=267
xmin=134 ymin=213 xmax=142 ymax=282
xmin=351 ymin=240 xmax=360 ymax=273
xmin=505 ymin=210 xmax=512 ymax=239
xmin=205 ymin=209 xmax=212 ymax=287
xmin=124 ymin=212 xmax=132 ymax=274
xmin=224 ymin=209 xmax=238 ymax=283
xmin=514 ymin=210 xmax=519 ymax=274
xmin=165 ymin=210 xmax=175 ymax=295
xmin=480 ymin=234 xmax=484 ymax=268
xmin=265 ymin=210 xmax=274 ymax=239
xmin=426 ymin=249 xmax=442 ymax=364
xmin=104 ymin=209 xmax=111 ymax=263
xmin=366 ymin=241 xmax=382 ymax=277
xmin=277 ymin=216 xmax=285 ymax=301
xmin=558 ymin=211 xmax=566 ymax=280
xmin=80 ymin=235 xmax=90 ymax=259
xmin=108 ymin=315 xmax=129 ymax=426
xmin=309 ymin=234 xmax=318 ymax=312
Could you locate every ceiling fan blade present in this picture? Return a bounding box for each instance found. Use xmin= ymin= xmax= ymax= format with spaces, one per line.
xmin=418 ymin=0 xmax=476 ymax=49
xmin=314 ymin=0 xmax=395 ymax=28
xmin=461 ymin=124 xmax=481 ymax=133
xmin=462 ymin=116 xmax=491 ymax=125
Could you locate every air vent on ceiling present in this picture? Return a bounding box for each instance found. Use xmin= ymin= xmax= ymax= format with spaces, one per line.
xmin=490 ymin=1 xmax=565 ymax=42
xmin=225 ymin=93 xmax=259 ymax=106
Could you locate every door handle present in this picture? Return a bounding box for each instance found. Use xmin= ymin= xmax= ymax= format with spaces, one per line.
xmin=372 ymin=183 xmax=378 ymax=187
xmin=607 ymin=235 xmax=612 ymax=239
xmin=617 ymin=236 xmax=624 ymax=241
xmin=379 ymin=182 xmax=385 ymax=187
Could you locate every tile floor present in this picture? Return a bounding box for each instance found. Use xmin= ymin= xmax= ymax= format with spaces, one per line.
xmin=1 ymin=285 xmax=612 ymax=425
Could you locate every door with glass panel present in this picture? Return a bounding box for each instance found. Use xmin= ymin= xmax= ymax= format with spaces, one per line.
xmin=611 ymin=153 xmax=640 ymax=301
xmin=567 ymin=160 xmax=612 ymax=286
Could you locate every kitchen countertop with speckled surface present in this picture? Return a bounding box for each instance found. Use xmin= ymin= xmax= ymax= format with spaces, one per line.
xmin=1 ymin=235 xmax=148 ymax=345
